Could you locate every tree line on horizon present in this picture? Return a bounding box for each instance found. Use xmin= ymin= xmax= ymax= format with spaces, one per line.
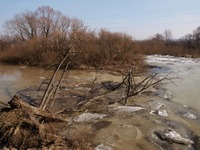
xmin=138 ymin=27 xmax=200 ymax=57
xmin=0 ymin=6 xmax=199 ymax=70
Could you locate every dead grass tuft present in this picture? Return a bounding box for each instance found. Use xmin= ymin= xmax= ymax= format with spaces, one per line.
xmin=0 ymin=96 xmax=94 ymax=149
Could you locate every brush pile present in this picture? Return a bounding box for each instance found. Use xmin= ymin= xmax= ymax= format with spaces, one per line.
xmin=0 ymin=96 xmax=92 ymax=150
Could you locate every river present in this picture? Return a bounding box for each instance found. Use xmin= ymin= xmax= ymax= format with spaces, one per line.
xmin=146 ymin=55 xmax=200 ymax=111
xmin=1 ymin=55 xmax=200 ymax=110
xmin=0 ymin=64 xmax=121 ymax=103
xmin=0 ymin=57 xmax=200 ymax=149
xmin=0 ymin=64 xmax=43 ymax=102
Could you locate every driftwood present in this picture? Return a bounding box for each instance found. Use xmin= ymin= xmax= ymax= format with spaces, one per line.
xmin=0 ymin=96 xmax=93 ymax=149
xmin=0 ymin=96 xmax=69 ymax=149
xmin=8 ymin=95 xmax=67 ymax=122
xmin=72 ymin=71 xmax=173 ymax=111
xmin=106 ymin=70 xmax=173 ymax=105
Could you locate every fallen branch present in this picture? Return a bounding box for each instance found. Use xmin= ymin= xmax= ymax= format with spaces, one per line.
xmin=9 ymin=95 xmax=67 ymax=122
xmin=112 ymin=71 xmax=173 ymax=105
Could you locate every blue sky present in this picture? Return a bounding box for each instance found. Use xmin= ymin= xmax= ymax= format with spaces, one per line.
xmin=0 ymin=0 xmax=200 ymax=39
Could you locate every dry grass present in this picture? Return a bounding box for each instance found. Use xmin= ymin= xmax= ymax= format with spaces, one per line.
xmin=0 ymin=96 xmax=94 ymax=150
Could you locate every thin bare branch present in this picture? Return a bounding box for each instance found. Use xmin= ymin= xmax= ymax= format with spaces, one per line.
xmin=40 ymin=43 xmax=76 ymax=110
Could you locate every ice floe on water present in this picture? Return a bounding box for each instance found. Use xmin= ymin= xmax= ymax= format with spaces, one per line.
xmin=114 ymin=106 xmax=145 ymax=112
xmin=95 ymin=143 xmax=113 ymax=150
xmin=155 ymin=128 xmax=194 ymax=145
xmin=73 ymin=113 xmax=107 ymax=123
xmin=146 ymin=54 xmax=200 ymax=111
xmin=182 ymin=112 xmax=197 ymax=120
xmin=146 ymin=54 xmax=200 ymax=65
xmin=164 ymin=90 xmax=172 ymax=100
xmin=157 ymin=110 xmax=168 ymax=117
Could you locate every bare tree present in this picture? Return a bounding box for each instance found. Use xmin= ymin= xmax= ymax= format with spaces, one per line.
xmin=36 ymin=6 xmax=62 ymax=38
xmin=152 ymin=33 xmax=164 ymax=42
xmin=164 ymin=29 xmax=173 ymax=41
xmin=193 ymin=26 xmax=200 ymax=48
xmin=3 ymin=6 xmax=87 ymax=66
xmin=5 ymin=11 xmax=38 ymax=41
xmin=4 ymin=6 xmax=85 ymax=42
xmin=5 ymin=6 xmax=61 ymax=41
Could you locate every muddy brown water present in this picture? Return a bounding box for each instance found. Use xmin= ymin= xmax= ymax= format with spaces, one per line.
xmin=0 ymin=64 xmax=44 ymax=102
xmin=0 ymin=64 xmax=122 ymax=103
xmin=0 ymin=64 xmax=200 ymax=149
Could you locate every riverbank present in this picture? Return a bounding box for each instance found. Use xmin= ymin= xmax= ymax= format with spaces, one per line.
xmin=0 ymin=57 xmax=200 ymax=149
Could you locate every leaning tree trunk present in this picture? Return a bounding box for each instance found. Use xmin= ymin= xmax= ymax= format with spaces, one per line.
xmin=49 ymin=61 xmax=71 ymax=110
xmin=39 ymin=53 xmax=69 ymax=110
xmin=39 ymin=43 xmax=76 ymax=110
